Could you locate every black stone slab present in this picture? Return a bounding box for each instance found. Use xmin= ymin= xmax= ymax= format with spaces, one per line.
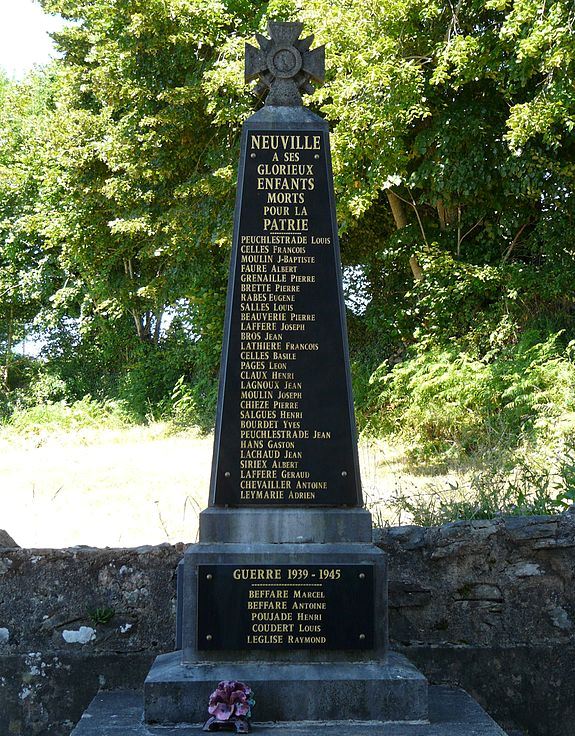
xmin=71 ymin=686 xmax=510 ymax=735
xmin=197 ymin=563 xmax=374 ymax=651
xmin=210 ymin=109 xmax=361 ymax=507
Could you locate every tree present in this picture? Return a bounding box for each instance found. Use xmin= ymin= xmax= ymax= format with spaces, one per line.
xmin=0 ymin=70 xmax=61 ymax=391
xmin=208 ymin=0 xmax=575 ymax=358
xmin=39 ymin=0 xmax=245 ymax=346
xmin=3 ymin=0 xmax=574 ymax=421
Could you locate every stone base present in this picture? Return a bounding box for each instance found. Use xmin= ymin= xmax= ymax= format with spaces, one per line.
xmin=198 ymin=508 xmax=373 ymax=544
xmin=144 ymin=651 xmax=426 ymax=723
xmin=71 ymin=686 xmax=509 ymax=735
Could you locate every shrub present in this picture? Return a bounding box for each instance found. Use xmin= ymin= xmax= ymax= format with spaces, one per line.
xmin=367 ymin=331 xmax=575 ymax=465
xmin=5 ymin=395 xmax=132 ymax=435
xmin=163 ymin=374 xmax=218 ymax=433
xmin=384 ymin=453 xmax=575 ymax=527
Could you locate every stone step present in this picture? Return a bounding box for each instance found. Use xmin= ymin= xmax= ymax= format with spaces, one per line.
xmin=144 ymin=651 xmax=427 ymax=722
xmin=71 ymin=685 xmax=508 ymax=735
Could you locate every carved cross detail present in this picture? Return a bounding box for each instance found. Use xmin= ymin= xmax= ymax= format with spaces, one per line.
xmin=245 ymin=21 xmax=325 ymax=106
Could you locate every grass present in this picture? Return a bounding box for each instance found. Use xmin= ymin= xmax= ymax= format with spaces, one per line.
xmin=3 ymin=395 xmax=133 ymax=436
xmin=0 ymin=412 xmax=421 ymax=547
xmin=2 ymin=356 xmax=574 ymax=549
xmin=1 ymin=421 xmax=570 ymax=548
xmin=359 ymin=331 xmax=575 ymax=525
xmin=0 ymin=415 xmax=213 ymax=549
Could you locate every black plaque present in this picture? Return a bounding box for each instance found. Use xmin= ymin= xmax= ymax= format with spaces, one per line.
xmin=197 ymin=563 xmax=374 ymax=651
xmin=210 ymin=125 xmax=361 ymax=507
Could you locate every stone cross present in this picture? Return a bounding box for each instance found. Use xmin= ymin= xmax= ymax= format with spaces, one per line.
xmin=245 ymin=21 xmax=325 ymax=106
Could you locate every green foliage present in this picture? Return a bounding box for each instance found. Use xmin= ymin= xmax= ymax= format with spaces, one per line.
xmin=170 ymin=373 xmax=218 ymax=432
xmin=368 ymin=332 xmax=575 ymax=464
xmin=387 ymin=453 xmax=575 ymax=526
xmin=86 ymin=606 xmax=116 ymax=626
xmin=1 ymin=0 xmax=574 ymax=481
xmin=5 ymin=396 xmax=132 ymax=435
xmin=115 ymin=341 xmax=192 ymax=421
xmin=241 ymin=0 xmax=575 ymax=376
xmin=25 ymin=372 xmax=69 ymax=406
xmin=0 ymin=69 xmax=63 ymax=387
xmin=37 ymin=0 xmax=238 ymax=337
xmin=168 ymin=376 xmax=198 ymax=427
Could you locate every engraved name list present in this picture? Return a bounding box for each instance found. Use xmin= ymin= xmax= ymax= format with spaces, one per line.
xmin=197 ymin=564 xmax=374 ymax=650
xmin=212 ymin=129 xmax=359 ymax=507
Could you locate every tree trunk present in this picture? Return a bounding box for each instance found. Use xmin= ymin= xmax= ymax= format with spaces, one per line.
xmin=437 ymin=200 xmax=447 ymax=230
xmin=132 ymin=310 xmax=144 ymax=341
xmin=2 ymin=305 xmax=14 ymax=390
xmin=153 ymin=309 xmax=164 ymax=345
xmin=386 ymin=189 xmax=408 ymax=229
xmin=409 ymin=256 xmax=424 ymax=281
xmin=386 ymin=190 xmax=423 ymax=281
xmin=132 ymin=310 xmax=158 ymax=343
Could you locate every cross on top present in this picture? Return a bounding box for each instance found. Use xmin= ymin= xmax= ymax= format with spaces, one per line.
xmin=245 ymin=21 xmax=325 ymax=106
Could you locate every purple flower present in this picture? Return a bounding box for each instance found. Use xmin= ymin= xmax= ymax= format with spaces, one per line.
xmin=207 ymin=680 xmax=254 ymax=720
xmin=234 ymin=701 xmax=250 ymax=717
xmin=209 ymin=702 xmax=233 ymax=721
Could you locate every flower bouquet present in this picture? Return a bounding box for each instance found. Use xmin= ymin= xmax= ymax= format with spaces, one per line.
xmin=203 ymin=680 xmax=255 ymax=733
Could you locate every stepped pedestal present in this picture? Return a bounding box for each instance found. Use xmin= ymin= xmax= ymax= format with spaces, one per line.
xmin=143 ymin=507 xmax=428 ymax=724
xmin=72 ymin=687 xmax=509 ymax=735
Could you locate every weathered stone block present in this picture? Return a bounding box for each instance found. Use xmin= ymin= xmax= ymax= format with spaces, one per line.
xmin=2 ymin=512 xmax=575 ymax=735
xmin=0 ymin=530 xmax=18 ymax=548
xmin=71 ymin=686 xmax=509 ymax=735
xmin=144 ymin=650 xmax=428 ymax=724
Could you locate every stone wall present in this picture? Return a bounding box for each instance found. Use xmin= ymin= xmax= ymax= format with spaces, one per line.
xmin=0 ymin=544 xmax=183 ymax=735
xmin=377 ymin=512 xmax=575 ymax=736
xmin=1 ymin=514 xmax=574 ymax=735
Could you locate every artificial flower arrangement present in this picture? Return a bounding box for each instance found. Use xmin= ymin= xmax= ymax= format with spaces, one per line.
xmin=203 ymin=680 xmax=255 ymax=733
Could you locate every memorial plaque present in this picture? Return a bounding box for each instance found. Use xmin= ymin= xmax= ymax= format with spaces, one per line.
xmin=197 ymin=564 xmax=374 ymax=651
xmin=210 ymin=126 xmax=361 ymax=507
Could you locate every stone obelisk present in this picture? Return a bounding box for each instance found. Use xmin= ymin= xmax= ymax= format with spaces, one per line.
xmin=144 ymin=21 xmax=428 ymax=724
xmin=211 ymin=21 xmax=361 ymax=510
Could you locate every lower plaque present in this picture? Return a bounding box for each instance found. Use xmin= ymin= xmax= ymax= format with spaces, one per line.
xmin=197 ymin=564 xmax=374 ymax=650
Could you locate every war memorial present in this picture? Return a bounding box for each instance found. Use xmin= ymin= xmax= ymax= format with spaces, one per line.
xmin=70 ymin=20 xmax=509 ymax=736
